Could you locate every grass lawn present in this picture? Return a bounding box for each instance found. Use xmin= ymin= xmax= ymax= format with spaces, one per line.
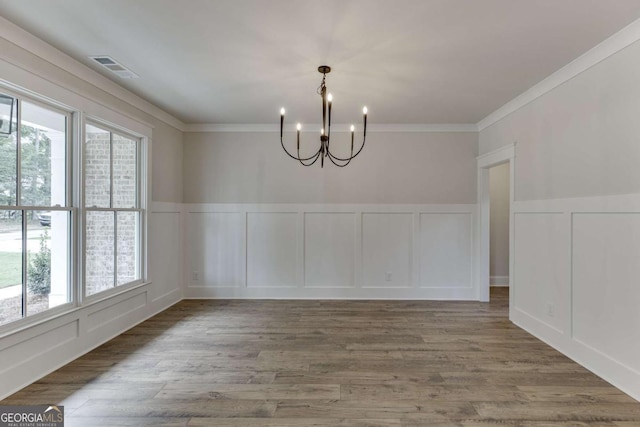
xmin=0 ymin=252 xmax=22 ymax=289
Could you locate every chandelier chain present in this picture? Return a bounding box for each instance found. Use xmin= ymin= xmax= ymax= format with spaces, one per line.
xmin=317 ymin=74 xmax=326 ymax=96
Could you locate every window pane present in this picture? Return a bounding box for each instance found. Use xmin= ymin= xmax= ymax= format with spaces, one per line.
xmin=20 ymin=101 xmax=67 ymax=207
xmin=26 ymin=211 xmax=70 ymax=316
xmin=113 ymin=134 xmax=137 ymax=209
xmin=86 ymin=211 xmax=114 ymax=295
xmin=117 ymin=211 xmax=139 ymax=286
xmin=0 ymin=97 xmax=17 ymax=205
xmin=85 ymin=125 xmax=110 ymax=208
xmin=0 ymin=210 xmax=22 ymax=326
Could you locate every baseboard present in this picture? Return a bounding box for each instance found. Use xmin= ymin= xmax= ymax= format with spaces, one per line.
xmin=184 ymin=286 xmax=477 ymax=300
xmin=490 ymin=276 xmax=509 ymax=286
xmin=512 ymin=307 xmax=640 ymax=402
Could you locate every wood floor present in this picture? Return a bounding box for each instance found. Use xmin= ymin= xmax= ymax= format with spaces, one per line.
xmin=3 ymin=288 xmax=640 ymax=426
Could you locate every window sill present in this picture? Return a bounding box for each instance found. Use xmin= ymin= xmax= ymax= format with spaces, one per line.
xmin=81 ymin=280 xmax=150 ymax=307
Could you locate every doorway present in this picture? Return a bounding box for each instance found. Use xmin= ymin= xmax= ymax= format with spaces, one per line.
xmin=488 ymin=163 xmax=510 ymax=304
xmin=477 ymin=144 xmax=514 ymax=316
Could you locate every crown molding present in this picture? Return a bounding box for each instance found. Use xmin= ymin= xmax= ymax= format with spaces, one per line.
xmin=477 ymin=17 xmax=640 ymax=132
xmin=0 ymin=15 xmax=186 ymax=132
xmin=184 ymin=123 xmax=478 ymax=133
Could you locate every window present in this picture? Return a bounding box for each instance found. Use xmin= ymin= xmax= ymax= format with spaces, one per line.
xmin=84 ymin=123 xmax=143 ymax=297
xmin=0 ymin=84 xmax=147 ymax=329
xmin=0 ymin=92 xmax=72 ymax=326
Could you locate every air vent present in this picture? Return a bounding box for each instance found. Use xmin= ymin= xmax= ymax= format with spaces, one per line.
xmin=89 ymin=56 xmax=139 ymax=79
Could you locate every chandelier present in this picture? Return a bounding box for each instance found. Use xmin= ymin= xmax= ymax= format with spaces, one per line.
xmin=279 ymin=65 xmax=367 ymax=167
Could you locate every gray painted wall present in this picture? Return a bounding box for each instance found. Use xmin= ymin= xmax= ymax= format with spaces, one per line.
xmin=479 ymin=40 xmax=640 ymax=201
xmin=182 ymin=131 xmax=478 ymax=204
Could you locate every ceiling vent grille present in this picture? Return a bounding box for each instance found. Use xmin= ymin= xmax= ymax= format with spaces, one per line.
xmin=89 ymin=56 xmax=139 ymax=79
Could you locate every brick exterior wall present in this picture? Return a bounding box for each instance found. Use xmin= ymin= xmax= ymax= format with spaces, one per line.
xmin=85 ymin=131 xmax=110 ymax=208
xmin=85 ymin=131 xmax=138 ymax=295
xmin=113 ymin=135 xmax=137 ymax=209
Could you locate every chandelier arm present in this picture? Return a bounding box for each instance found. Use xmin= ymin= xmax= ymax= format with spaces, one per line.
xmin=280 ymin=135 xmax=321 ymax=161
xmin=299 ymin=150 xmax=322 ymax=167
xmin=327 ymin=152 xmax=352 ymax=167
xmin=326 ymin=136 xmax=366 ymax=161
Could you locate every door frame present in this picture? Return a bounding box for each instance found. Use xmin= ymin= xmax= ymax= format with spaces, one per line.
xmin=476 ymin=143 xmax=515 ymax=310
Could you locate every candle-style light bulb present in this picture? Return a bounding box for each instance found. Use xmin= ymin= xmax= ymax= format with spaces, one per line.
xmin=327 ymin=93 xmax=333 ymax=103
xmin=363 ymin=106 xmax=368 ymax=138
xmin=321 ymin=128 xmax=324 ymax=135
xmin=280 ymin=108 xmax=285 ymax=138
xmin=350 ymin=123 xmax=355 ymax=152
xmin=296 ymin=123 xmax=301 ymax=131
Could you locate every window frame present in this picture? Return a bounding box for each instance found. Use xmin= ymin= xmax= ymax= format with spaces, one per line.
xmin=81 ymin=118 xmax=147 ymax=303
xmin=0 ymin=86 xmax=76 ymax=334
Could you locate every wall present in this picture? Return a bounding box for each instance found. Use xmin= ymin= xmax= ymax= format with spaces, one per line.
xmin=479 ymin=36 xmax=640 ymax=401
xmin=480 ymin=40 xmax=640 ymax=201
xmin=0 ymin=18 xmax=184 ymax=399
xmin=182 ymin=130 xmax=480 ymax=300
xmin=152 ymin=122 xmax=183 ymax=203
xmin=183 ymin=131 xmax=477 ymax=204
xmin=489 ymin=163 xmax=509 ymax=285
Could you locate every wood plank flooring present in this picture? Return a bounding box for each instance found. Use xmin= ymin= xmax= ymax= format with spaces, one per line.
xmin=3 ymin=288 xmax=640 ymax=426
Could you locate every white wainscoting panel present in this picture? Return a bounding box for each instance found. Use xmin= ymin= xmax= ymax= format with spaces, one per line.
xmin=0 ymin=320 xmax=78 ymax=375
xmin=149 ymin=211 xmax=183 ymax=301
xmin=513 ymin=213 xmax=568 ymax=334
xmin=572 ymin=213 xmax=640 ymax=373
xmin=149 ymin=203 xmax=184 ymax=309
xmin=362 ymin=213 xmax=413 ymax=288
xmin=511 ymin=194 xmax=640 ymax=402
xmin=305 ymin=213 xmax=356 ymax=288
xmin=188 ymin=212 xmax=244 ymax=287
xmin=86 ymin=293 xmax=148 ymax=333
xmin=247 ymin=212 xmax=298 ymax=288
xmin=419 ymin=213 xmax=473 ymax=289
xmin=184 ymin=204 xmax=476 ymax=299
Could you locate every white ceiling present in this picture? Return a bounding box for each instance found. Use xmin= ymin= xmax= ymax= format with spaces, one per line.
xmin=2 ymin=0 xmax=640 ymax=125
